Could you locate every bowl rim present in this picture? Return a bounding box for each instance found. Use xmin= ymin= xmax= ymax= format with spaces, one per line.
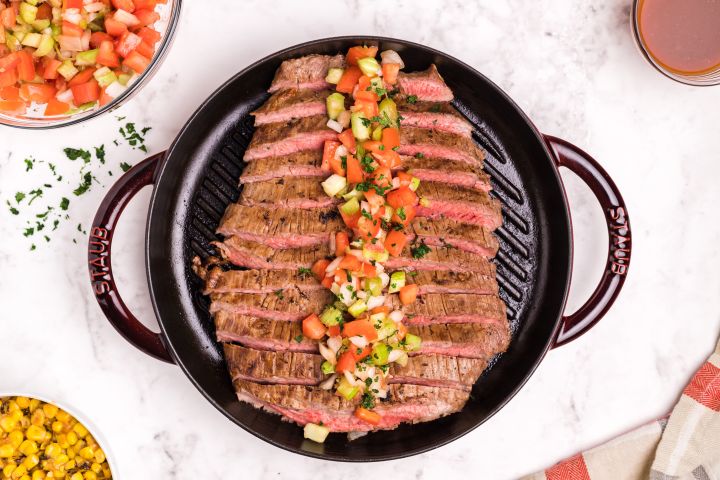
xmin=0 ymin=391 xmax=120 ymax=477
xmin=0 ymin=0 xmax=183 ymax=130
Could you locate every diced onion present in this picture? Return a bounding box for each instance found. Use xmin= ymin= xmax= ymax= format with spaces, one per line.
xmin=319 ymin=374 xmax=337 ymax=390
xmin=62 ymin=9 xmax=82 ymax=24
xmin=84 ymin=2 xmax=105 ymax=13
xmin=81 ymin=30 xmax=91 ymax=50
xmin=388 ymin=349 xmax=404 ymax=363
xmin=389 ymin=310 xmax=404 ymax=323
xmin=391 ymin=177 xmax=401 ymax=189
xmin=380 ymin=50 xmax=405 ymax=68
xmin=319 ymin=343 xmax=336 ymax=365
xmin=349 ymin=336 xmax=368 ymax=348
xmin=379 ymin=273 xmax=390 ymax=288
xmin=325 ymin=257 xmax=343 ymax=276
xmin=356 ymin=290 xmax=367 ymax=300
xmin=304 ymin=423 xmax=330 ymax=443
xmin=104 ymin=81 xmax=126 ymax=99
xmin=335 ymin=145 xmax=348 ymax=159
xmin=327 ymin=336 xmax=343 ymax=353
xmin=337 ymin=110 xmax=351 ymax=129
xmin=367 ymin=295 xmax=385 ymax=310
xmin=347 ymin=249 xmax=363 ymax=260
xmin=326 ymin=119 xmax=343 ymax=133
xmin=55 ymin=89 xmax=74 ymax=103
xmin=113 ymin=9 xmax=140 ymax=27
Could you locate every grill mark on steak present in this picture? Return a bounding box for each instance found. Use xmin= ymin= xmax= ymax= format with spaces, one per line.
xmin=397 ymin=65 xmax=454 ymax=103
xmin=215 ymin=312 xmax=509 ymax=360
xmin=397 ymin=106 xmax=472 ymax=138
xmin=239 ymin=151 xmax=325 ymax=184
xmin=223 ymin=344 xmax=486 ymax=391
xmin=209 ymin=289 xmax=335 ymax=321
xmin=244 ymin=115 xmax=337 ymax=161
xmin=398 ymin=127 xmax=485 ymax=167
xmin=268 ymin=54 xmax=345 ymax=93
xmin=240 ymin=178 xmax=337 ymax=210
xmin=233 ymin=380 xmax=470 ymax=432
xmin=404 ymin=156 xmax=491 ymax=192
xmin=390 ymin=293 xmax=507 ymax=326
xmin=252 ymin=89 xmax=332 ymax=125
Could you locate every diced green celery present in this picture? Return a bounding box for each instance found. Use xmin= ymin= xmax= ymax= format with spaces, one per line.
xmin=342 ymin=187 xmax=364 ymax=201
xmin=371 ymin=125 xmax=383 ymax=141
xmin=378 ymin=97 xmax=398 ymax=126
xmin=409 ymin=177 xmax=420 ymax=192
xmin=31 ymin=19 xmax=50 ymax=31
xmin=325 ymin=67 xmax=344 ymax=84
xmin=65 ymin=101 xmax=97 ymax=115
xmin=33 ymin=34 xmax=54 ymax=57
xmin=5 ymin=33 xmax=20 ymax=51
xmin=19 ymin=3 xmax=38 ymax=24
xmin=75 ymin=49 xmax=98 ymax=66
xmin=25 ymin=0 xmax=39 ymax=5
xmin=403 ymin=333 xmax=422 ymax=351
xmin=20 ymin=32 xmax=41 ymax=48
xmin=364 ymin=277 xmax=382 ymax=296
xmin=321 ymin=174 xmax=347 ymax=197
xmin=95 ymin=70 xmax=117 ymax=88
xmin=371 ymin=343 xmax=390 ymax=365
xmin=369 ymin=76 xmax=384 ymax=93
xmin=50 ymin=24 xmax=61 ymax=37
xmin=394 ymin=351 xmax=408 ymax=367
xmin=363 ymin=244 xmax=389 ymax=263
xmin=348 ymin=300 xmax=367 ymax=318
xmin=357 ymin=57 xmax=381 ymax=77
xmin=369 ymin=312 xmax=386 ymax=325
xmin=321 ymin=361 xmax=335 ymax=375
xmin=303 ymin=423 xmax=330 ymax=443
xmin=326 ymin=92 xmax=345 ymax=120
xmin=336 ymin=378 xmax=359 ymax=401
xmin=339 ymin=197 xmax=359 ymax=216
xmin=351 ymin=112 xmax=370 ymax=141
xmin=388 ymin=271 xmax=406 ymax=293
xmin=117 ymin=73 xmax=132 ymax=86
xmin=57 ymin=60 xmax=78 ymax=80
xmin=320 ymin=306 xmax=344 ymax=327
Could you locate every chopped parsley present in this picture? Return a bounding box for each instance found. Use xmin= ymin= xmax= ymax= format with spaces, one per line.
xmin=73 ymin=172 xmax=93 ymax=196
xmin=294 ymin=335 xmax=304 ymax=343
xmin=411 ymin=241 xmax=431 ymax=259
xmin=340 ymin=155 xmax=347 ymax=170
xmin=59 ymin=197 xmax=70 ymax=211
xmin=24 ymin=157 xmax=35 ymax=171
xmin=396 ymin=206 xmax=406 ymax=221
xmin=120 ymin=162 xmax=132 ymax=172
xmin=63 ymin=148 xmax=92 ymax=163
xmin=406 ymin=95 xmax=418 ymax=104
xmin=360 ymin=155 xmax=376 ymax=173
xmin=361 ymin=209 xmax=373 ymax=220
xmin=15 ymin=192 xmax=25 ymax=203
xmin=274 ymin=289 xmax=284 ymax=299
xmin=297 ymin=267 xmax=312 ymax=278
xmin=415 ymin=152 xmax=425 ymax=159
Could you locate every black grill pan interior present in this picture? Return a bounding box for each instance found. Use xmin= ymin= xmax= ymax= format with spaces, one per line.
xmin=146 ymin=37 xmax=571 ymax=461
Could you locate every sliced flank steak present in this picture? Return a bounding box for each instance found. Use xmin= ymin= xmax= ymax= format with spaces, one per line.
xmin=233 ymin=379 xmax=470 ymax=432
xmin=397 ymin=65 xmax=454 ymax=103
xmin=240 ymin=177 xmax=336 ymax=210
xmin=202 ymin=269 xmax=324 ymax=295
xmin=252 ymin=89 xmax=332 ymax=125
xmin=244 ymin=115 xmax=337 ymax=161
xmin=215 ymin=312 xmax=508 ymax=360
xmin=268 ymin=54 xmax=345 ymax=93
xmin=397 ymin=102 xmax=472 ymax=137
xmin=398 ymin=127 xmax=485 ymax=167
xmin=217 ymin=204 xmax=341 ymax=249
xmin=390 ymin=293 xmax=507 ymax=326
xmin=404 ymin=156 xmax=491 ymax=192
xmin=209 ymin=289 xmax=335 ymax=322
xmin=409 ymin=218 xmax=499 ymax=257
xmin=223 ymin=344 xmax=486 ymax=391
xmin=239 ymin=151 xmax=325 ymax=184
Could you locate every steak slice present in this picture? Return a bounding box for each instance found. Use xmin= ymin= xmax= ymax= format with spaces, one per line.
xmin=397 ymin=65 xmax=453 ymax=103
xmin=209 ymin=289 xmax=335 ymax=321
xmin=404 ymin=156 xmax=491 ymax=192
xmin=223 ymin=344 xmax=486 ymax=391
xmin=268 ymin=54 xmax=344 ymax=93
xmin=240 ymin=177 xmax=336 ymax=210
xmin=410 ymin=218 xmax=499 ymax=257
xmin=397 ymin=102 xmax=472 ymax=137
xmin=239 ymin=151 xmax=325 ymax=184
xmin=215 ymin=312 xmax=508 ymax=360
xmin=398 ymin=127 xmax=485 ymax=167
xmin=217 ymin=236 xmax=496 ymax=275
xmin=203 ymin=269 xmax=323 ymax=295
xmin=233 ymin=380 xmax=469 ymax=432
xmin=217 ymin=204 xmax=341 ymax=249
xmin=390 ymin=293 xmax=507 ymax=326
xmin=252 ymin=89 xmax=331 ymax=125
xmin=418 ymin=182 xmax=503 ymax=229
xmin=244 ymin=115 xmax=337 ymax=161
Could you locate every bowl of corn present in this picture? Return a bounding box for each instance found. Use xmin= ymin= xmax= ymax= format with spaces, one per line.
xmin=0 ymin=394 xmax=115 ymax=479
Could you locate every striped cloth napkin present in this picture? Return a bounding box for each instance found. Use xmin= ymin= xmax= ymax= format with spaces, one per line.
xmin=523 ymin=338 xmax=720 ymax=480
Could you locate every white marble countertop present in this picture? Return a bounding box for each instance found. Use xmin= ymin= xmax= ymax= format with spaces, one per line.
xmin=2 ymin=0 xmax=720 ymax=478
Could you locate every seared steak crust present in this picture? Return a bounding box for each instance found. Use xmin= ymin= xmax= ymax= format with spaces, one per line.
xmin=239 ymin=151 xmax=325 ymax=184
xmin=252 ymin=89 xmax=331 ymax=125
xmin=209 ymin=289 xmax=335 ymax=321
xmin=398 ymin=127 xmax=485 ymax=167
xmin=268 ymin=54 xmax=344 ymax=93
xmin=397 ymin=65 xmax=454 ymax=102
xmin=391 ymin=293 xmax=507 ymax=326
xmin=244 ymin=115 xmax=337 ymax=161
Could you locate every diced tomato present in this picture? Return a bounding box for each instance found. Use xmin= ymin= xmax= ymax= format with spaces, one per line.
xmin=302 ymin=314 xmax=326 ymax=340
xmin=134 ymin=40 xmax=154 ymax=59
xmin=362 ymin=140 xmax=383 ymax=153
xmin=396 ymin=171 xmax=413 ymax=187
xmin=19 ymin=83 xmax=56 ymax=103
xmin=354 ymin=407 xmax=381 ymax=425
xmin=133 ymin=0 xmax=157 ymax=9
xmin=338 ymin=255 xmax=361 ymax=272
xmin=355 ymin=89 xmax=378 ymax=102
xmin=62 ymin=20 xmax=85 ymax=37
xmin=0 ymin=54 xmax=19 ymax=88
xmin=399 ymin=284 xmax=419 ymax=305
xmin=356 ymin=75 xmax=371 ymax=94
xmin=98 ymin=87 xmax=113 ymax=106
xmin=346 ymin=46 xmax=378 ymax=66
xmin=336 ymin=66 xmax=362 ymax=94
xmin=352 ymin=345 xmax=372 ymax=361
xmin=311 ymin=259 xmax=330 ymax=281
xmin=70 ymin=79 xmax=100 ymax=106
xmin=15 ymin=51 xmax=35 ymax=82
xmin=342 ymin=319 xmax=378 ymax=341
xmin=340 ymin=209 xmax=361 ymax=229
xmin=321 ymin=276 xmax=333 ymax=289
xmin=133 ymin=8 xmax=160 ymax=26
xmin=382 ymin=63 xmax=400 ymax=85
xmin=335 ymin=351 xmax=356 ymax=373
xmin=136 ymin=26 xmax=161 ymax=45
xmin=36 ymin=3 xmax=52 ymax=20
xmin=386 ymin=187 xmax=418 ymax=209
xmin=382 ymin=127 xmax=400 ymax=150
xmin=373 ymin=148 xmax=402 ymax=169
xmin=44 ymin=98 xmax=70 ymax=116
xmin=372 ymin=166 xmax=392 ymax=189
xmin=115 ymin=31 xmax=142 ymax=57
xmin=345 ymin=156 xmax=363 ymax=184
xmin=111 ymin=0 xmax=135 ymax=12
xmin=105 ymin=16 xmax=128 ymax=37
xmin=0 ymin=8 xmax=16 ymax=29
xmin=327 ymin=325 xmax=341 ymax=337
xmin=337 ymin=129 xmax=356 ymax=153
xmin=395 ymin=320 xmax=408 ymax=340
xmin=384 ymin=230 xmax=408 ymax=257
xmin=335 ymin=231 xmax=349 ymax=257
xmin=68 ymin=68 xmax=96 ymax=87
xmin=90 ymin=32 xmax=114 ymax=48
xmin=123 ymin=50 xmax=150 ymax=73
xmin=329 ymin=150 xmax=345 ymax=177
xmin=0 ymin=85 xmax=19 ymax=101
xmin=359 ymin=262 xmax=376 ymax=277
xmin=354 ymin=99 xmax=378 ymax=118
xmin=63 ymin=0 xmax=84 ymax=8
xmin=356 ymin=215 xmax=380 ymax=240
xmin=333 ymin=268 xmax=348 ymax=285
xmin=97 ymin=41 xmax=120 ymax=68
xmin=363 ymin=189 xmax=384 ymax=212
xmin=391 ymin=204 xmax=416 ymax=227
xmin=371 ymin=306 xmax=391 ymax=316
xmin=321 ymin=140 xmax=340 ymax=171
xmin=0 ymin=100 xmax=26 ymax=115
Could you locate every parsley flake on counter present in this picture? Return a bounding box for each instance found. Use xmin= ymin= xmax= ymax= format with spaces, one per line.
xmin=120 ymin=162 xmax=132 ymax=172
xmin=63 ymin=148 xmax=92 ymax=163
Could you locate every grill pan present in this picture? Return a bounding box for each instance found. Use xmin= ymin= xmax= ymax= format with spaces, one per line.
xmin=87 ymin=36 xmax=632 ymax=461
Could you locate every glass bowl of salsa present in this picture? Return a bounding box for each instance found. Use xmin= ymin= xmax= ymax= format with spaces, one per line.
xmin=632 ymin=0 xmax=720 ymax=86
xmin=0 ymin=0 xmax=181 ymax=129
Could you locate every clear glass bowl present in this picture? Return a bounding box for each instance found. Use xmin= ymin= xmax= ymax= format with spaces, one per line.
xmin=631 ymin=0 xmax=720 ymax=86
xmin=0 ymin=0 xmax=182 ymax=129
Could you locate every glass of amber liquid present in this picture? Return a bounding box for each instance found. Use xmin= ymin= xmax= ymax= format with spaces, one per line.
xmin=633 ymin=0 xmax=720 ymax=85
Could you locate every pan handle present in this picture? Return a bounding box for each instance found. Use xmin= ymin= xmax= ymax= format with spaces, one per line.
xmin=87 ymin=152 xmax=174 ymax=363
xmin=544 ymin=136 xmax=631 ymax=348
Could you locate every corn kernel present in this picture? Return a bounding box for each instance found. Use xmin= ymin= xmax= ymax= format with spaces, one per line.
xmin=18 ymin=440 xmax=37 ymax=456
xmin=21 ymin=454 xmax=38 ymax=469
xmin=10 ymin=464 xmax=27 ymax=479
xmin=51 ymin=421 xmax=63 ymax=434
xmin=45 ymin=443 xmax=61 ymax=459
xmin=92 ymin=449 xmax=105 ymax=464
xmin=0 ymin=444 xmax=15 ymax=458
xmin=25 ymin=426 xmax=46 ymax=443
xmin=31 ymin=471 xmax=45 ymax=480
xmin=78 ymin=448 xmax=94 ymax=461
xmin=19 ymin=475 xmax=30 ymax=480
xmin=70 ymin=473 xmax=83 ymax=480
xmin=82 ymin=472 xmax=97 ymax=480
xmin=55 ymin=454 xmax=69 ymax=467
xmin=8 ymin=431 xmax=24 ymax=448
xmin=0 ymin=416 xmax=17 ymax=433
xmin=15 ymin=398 xmax=29 ymax=409
xmin=30 ymin=410 xmax=44 ymax=427
xmin=42 ymin=404 xmax=58 ymax=419
xmin=71 ymin=424 xmax=87 ymax=439
xmin=3 ymin=464 xmax=16 ymax=477
xmin=55 ymin=412 xmax=70 ymax=423
xmin=28 ymin=399 xmax=39 ymax=411
xmin=90 ymin=463 xmax=101 ymax=474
